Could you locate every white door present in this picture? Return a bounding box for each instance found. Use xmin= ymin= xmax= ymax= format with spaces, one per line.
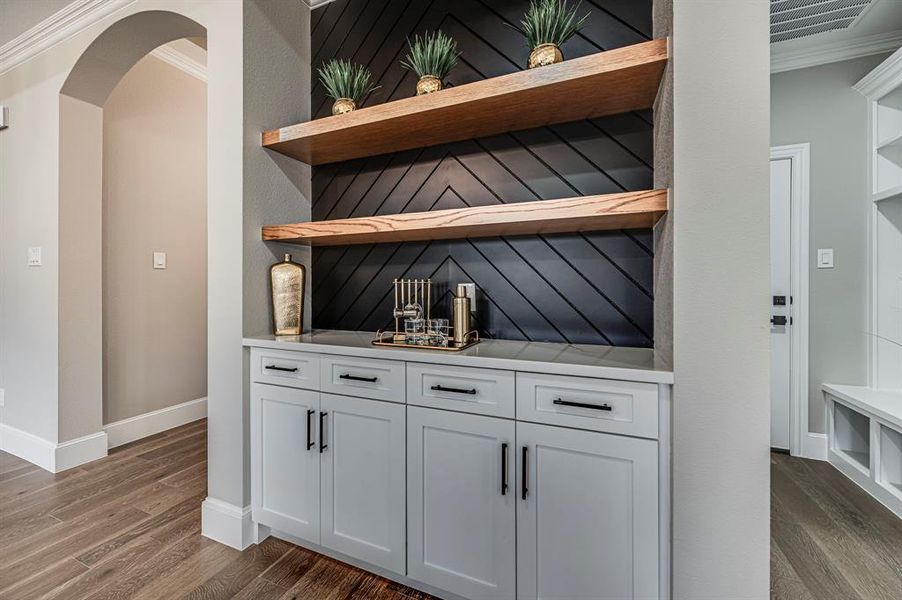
xmin=516 ymin=422 xmax=659 ymax=600
xmin=319 ymin=393 xmax=406 ymax=575
xmin=407 ymin=406 xmax=516 ymax=600
xmin=250 ymin=383 xmax=320 ymax=542
xmin=771 ymin=157 xmax=793 ymax=450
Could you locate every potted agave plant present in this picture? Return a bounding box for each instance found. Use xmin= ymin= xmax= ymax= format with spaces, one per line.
xmin=317 ymin=58 xmax=379 ymax=115
xmin=401 ymin=31 xmax=460 ymax=96
xmin=519 ymin=0 xmax=590 ymax=69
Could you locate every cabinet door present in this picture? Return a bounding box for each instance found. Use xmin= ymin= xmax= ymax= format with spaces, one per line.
xmin=250 ymin=383 xmax=320 ymax=543
xmin=320 ymin=393 xmax=406 ymax=574
xmin=407 ymin=406 xmax=516 ymax=600
xmin=517 ymin=422 xmax=659 ymax=600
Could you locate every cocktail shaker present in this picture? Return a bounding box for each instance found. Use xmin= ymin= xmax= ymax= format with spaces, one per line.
xmin=452 ymin=284 xmax=471 ymax=345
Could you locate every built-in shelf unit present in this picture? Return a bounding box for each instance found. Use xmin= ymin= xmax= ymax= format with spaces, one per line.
xmin=260 ymin=39 xmax=669 ymax=248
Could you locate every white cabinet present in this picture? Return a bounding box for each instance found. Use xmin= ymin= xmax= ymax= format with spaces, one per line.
xmin=407 ymin=407 xmax=516 ymax=600
xmin=320 ymin=393 xmax=406 ymax=574
xmin=250 ymin=383 xmax=320 ymax=543
xmin=516 ymin=421 xmax=659 ymax=600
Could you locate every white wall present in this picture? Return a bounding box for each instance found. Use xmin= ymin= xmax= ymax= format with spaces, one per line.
xmin=102 ymin=54 xmax=207 ymax=425
xmin=771 ymin=54 xmax=890 ymax=433
xmin=671 ymin=1 xmax=772 ymax=596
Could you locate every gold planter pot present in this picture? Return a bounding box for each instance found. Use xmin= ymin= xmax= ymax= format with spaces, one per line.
xmin=528 ymin=43 xmax=563 ymax=69
xmin=416 ymin=75 xmax=443 ymax=96
xmin=331 ymin=97 xmax=356 ymax=115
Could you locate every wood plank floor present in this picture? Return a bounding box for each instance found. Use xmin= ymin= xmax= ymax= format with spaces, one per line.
xmin=771 ymin=452 xmax=902 ymax=599
xmin=0 ymin=420 xmax=434 ymax=600
xmin=3 ymin=423 xmax=901 ymax=599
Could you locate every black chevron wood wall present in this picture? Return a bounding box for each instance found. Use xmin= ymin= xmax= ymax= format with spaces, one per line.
xmin=310 ymin=0 xmax=655 ymax=347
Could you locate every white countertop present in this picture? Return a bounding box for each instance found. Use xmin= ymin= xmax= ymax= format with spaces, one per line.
xmin=244 ymin=330 xmax=673 ymax=384
xmin=823 ymin=384 xmax=902 ymax=430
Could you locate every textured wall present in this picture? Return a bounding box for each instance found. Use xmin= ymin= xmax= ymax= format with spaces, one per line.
xmin=310 ymin=0 xmax=655 ymax=346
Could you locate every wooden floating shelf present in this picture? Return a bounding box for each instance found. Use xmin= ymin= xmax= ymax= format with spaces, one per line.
xmin=262 ymin=39 xmax=667 ymax=165
xmin=262 ymin=189 xmax=668 ymax=246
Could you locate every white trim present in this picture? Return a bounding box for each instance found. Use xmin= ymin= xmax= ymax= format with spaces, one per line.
xmin=770 ymin=144 xmax=813 ymax=460
xmin=0 ymin=424 xmax=108 ymax=472
xmin=55 ymin=431 xmax=108 ymax=471
xmin=150 ymin=45 xmax=207 ymax=82
xmin=771 ymin=30 xmax=902 ymax=74
xmin=0 ymin=0 xmax=135 ymax=75
xmin=201 ymin=497 xmax=256 ymax=550
xmin=803 ymin=432 xmax=828 ymax=461
xmin=854 ymin=45 xmax=902 ymax=98
xmin=305 ymin=0 xmax=338 ymax=7
xmin=103 ymin=397 xmax=207 ymax=449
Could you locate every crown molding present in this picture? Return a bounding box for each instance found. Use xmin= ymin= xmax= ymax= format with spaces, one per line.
xmin=771 ymin=29 xmax=902 ymax=74
xmin=151 ymin=44 xmax=206 ymax=82
xmin=0 ymin=0 xmax=135 ymax=76
xmin=854 ymin=45 xmax=902 ymax=98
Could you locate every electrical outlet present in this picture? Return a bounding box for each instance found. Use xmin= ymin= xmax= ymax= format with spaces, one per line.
xmin=460 ymin=283 xmax=476 ymax=305
xmin=0 ymin=388 xmax=5 ymax=408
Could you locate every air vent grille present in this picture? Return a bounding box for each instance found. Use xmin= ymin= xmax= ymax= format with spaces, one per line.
xmin=771 ymin=0 xmax=873 ymax=43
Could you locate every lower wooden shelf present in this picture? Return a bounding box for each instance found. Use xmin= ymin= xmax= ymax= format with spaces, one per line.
xmin=262 ymin=189 xmax=668 ymax=246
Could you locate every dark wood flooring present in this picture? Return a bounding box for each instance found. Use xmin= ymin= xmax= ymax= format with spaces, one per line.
xmin=771 ymin=452 xmax=902 ymax=599
xmin=3 ymin=422 xmax=901 ymax=599
xmin=0 ymin=420 xmax=433 ymax=600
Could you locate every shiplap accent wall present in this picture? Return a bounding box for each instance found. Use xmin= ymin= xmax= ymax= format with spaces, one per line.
xmin=310 ymin=0 xmax=654 ymax=346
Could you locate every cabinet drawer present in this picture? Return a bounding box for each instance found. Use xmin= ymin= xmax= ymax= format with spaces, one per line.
xmin=321 ymin=355 xmax=405 ymax=403
xmin=251 ymin=348 xmax=320 ymax=390
xmin=516 ymin=373 xmax=659 ymax=439
xmin=407 ymin=363 xmax=515 ymax=418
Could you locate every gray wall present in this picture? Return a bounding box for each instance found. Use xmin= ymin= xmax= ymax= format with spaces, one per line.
xmin=102 ymin=54 xmax=207 ymax=425
xmin=771 ymin=53 xmax=890 ymax=433
xmin=671 ymin=0 xmax=772 ymax=596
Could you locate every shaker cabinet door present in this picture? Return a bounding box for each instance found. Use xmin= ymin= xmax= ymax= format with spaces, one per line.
xmin=319 ymin=393 xmax=406 ymax=575
xmin=516 ymin=422 xmax=659 ymax=600
xmin=407 ymin=406 xmax=516 ymax=600
xmin=250 ymin=383 xmax=321 ymax=543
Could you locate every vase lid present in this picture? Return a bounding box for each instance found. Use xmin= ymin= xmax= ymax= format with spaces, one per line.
xmin=283 ymin=253 xmax=292 ymax=262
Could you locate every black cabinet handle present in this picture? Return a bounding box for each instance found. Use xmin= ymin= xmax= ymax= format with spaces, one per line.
xmin=306 ymin=409 xmax=315 ymax=451
xmin=553 ymin=398 xmax=612 ymax=412
xmin=501 ymin=443 xmax=509 ymax=496
xmin=319 ymin=412 xmax=328 ymax=453
xmin=265 ymin=365 xmax=298 ymax=373
xmin=430 ymin=384 xmax=477 ymax=395
xmin=521 ymin=446 xmax=529 ymax=500
xmin=339 ymin=374 xmax=378 ymax=383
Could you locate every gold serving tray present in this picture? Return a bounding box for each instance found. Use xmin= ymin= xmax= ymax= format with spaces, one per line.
xmin=372 ymin=330 xmax=480 ymax=352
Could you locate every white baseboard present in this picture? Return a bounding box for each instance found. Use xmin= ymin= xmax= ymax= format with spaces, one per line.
xmin=0 ymin=424 xmax=107 ymax=472
xmin=201 ymin=497 xmax=255 ymax=550
xmin=801 ymin=432 xmax=827 ymax=461
xmin=104 ymin=397 xmax=206 ymax=449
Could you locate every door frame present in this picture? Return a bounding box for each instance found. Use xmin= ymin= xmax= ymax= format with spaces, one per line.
xmin=770 ymin=143 xmax=813 ymax=459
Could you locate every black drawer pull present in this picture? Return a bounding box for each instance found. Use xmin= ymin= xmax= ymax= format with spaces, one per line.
xmin=500 ymin=443 xmax=509 ymax=496
xmin=265 ymin=365 xmax=298 ymax=373
xmin=553 ymin=398 xmax=612 ymax=412
xmin=521 ymin=446 xmax=529 ymax=500
xmin=430 ymin=384 xmax=477 ymax=395
xmin=306 ymin=409 xmax=315 ymax=451
xmin=339 ymin=373 xmax=378 ymax=383
xmin=319 ymin=412 xmax=328 ymax=453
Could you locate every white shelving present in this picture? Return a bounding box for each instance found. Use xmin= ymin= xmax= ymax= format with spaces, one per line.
xmin=824 ymin=384 xmax=902 ymax=518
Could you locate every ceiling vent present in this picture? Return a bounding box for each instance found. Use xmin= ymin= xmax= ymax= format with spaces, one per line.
xmin=771 ymin=0 xmax=874 ymax=43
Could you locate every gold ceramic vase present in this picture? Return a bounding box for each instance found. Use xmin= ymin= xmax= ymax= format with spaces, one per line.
xmin=270 ymin=254 xmax=306 ymax=336
xmin=528 ymin=43 xmax=563 ymax=69
xmin=331 ymin=97 xmax=356 ymax=115
xmin=416 ymin=75 xmax=443 ymax=95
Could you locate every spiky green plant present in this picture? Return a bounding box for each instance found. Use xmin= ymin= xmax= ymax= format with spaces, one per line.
xmin=317 ymin=59 xmax=378 ymax=103
xmin=518 ymin=0 xmax=590 ymax=48
xmin=400 ymin=31 xmax=460 ymax=79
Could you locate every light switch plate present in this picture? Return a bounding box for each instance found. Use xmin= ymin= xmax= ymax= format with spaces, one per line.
xmin=153 ymin=252 xmax=167 ymax=270
xmin=817 ymin=248 xmax=834 ymax=269
xmin=0 ymin=388 xmax=5 ymax=408
xmin=27 ymin=247 xmax=42 ymax=266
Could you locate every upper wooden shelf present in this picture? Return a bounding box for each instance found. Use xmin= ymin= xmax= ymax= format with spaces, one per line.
xmin=262 ymin=189 xmax=667 ymax=246
xmin=262 ymin=39 xmax=668 ymax=165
